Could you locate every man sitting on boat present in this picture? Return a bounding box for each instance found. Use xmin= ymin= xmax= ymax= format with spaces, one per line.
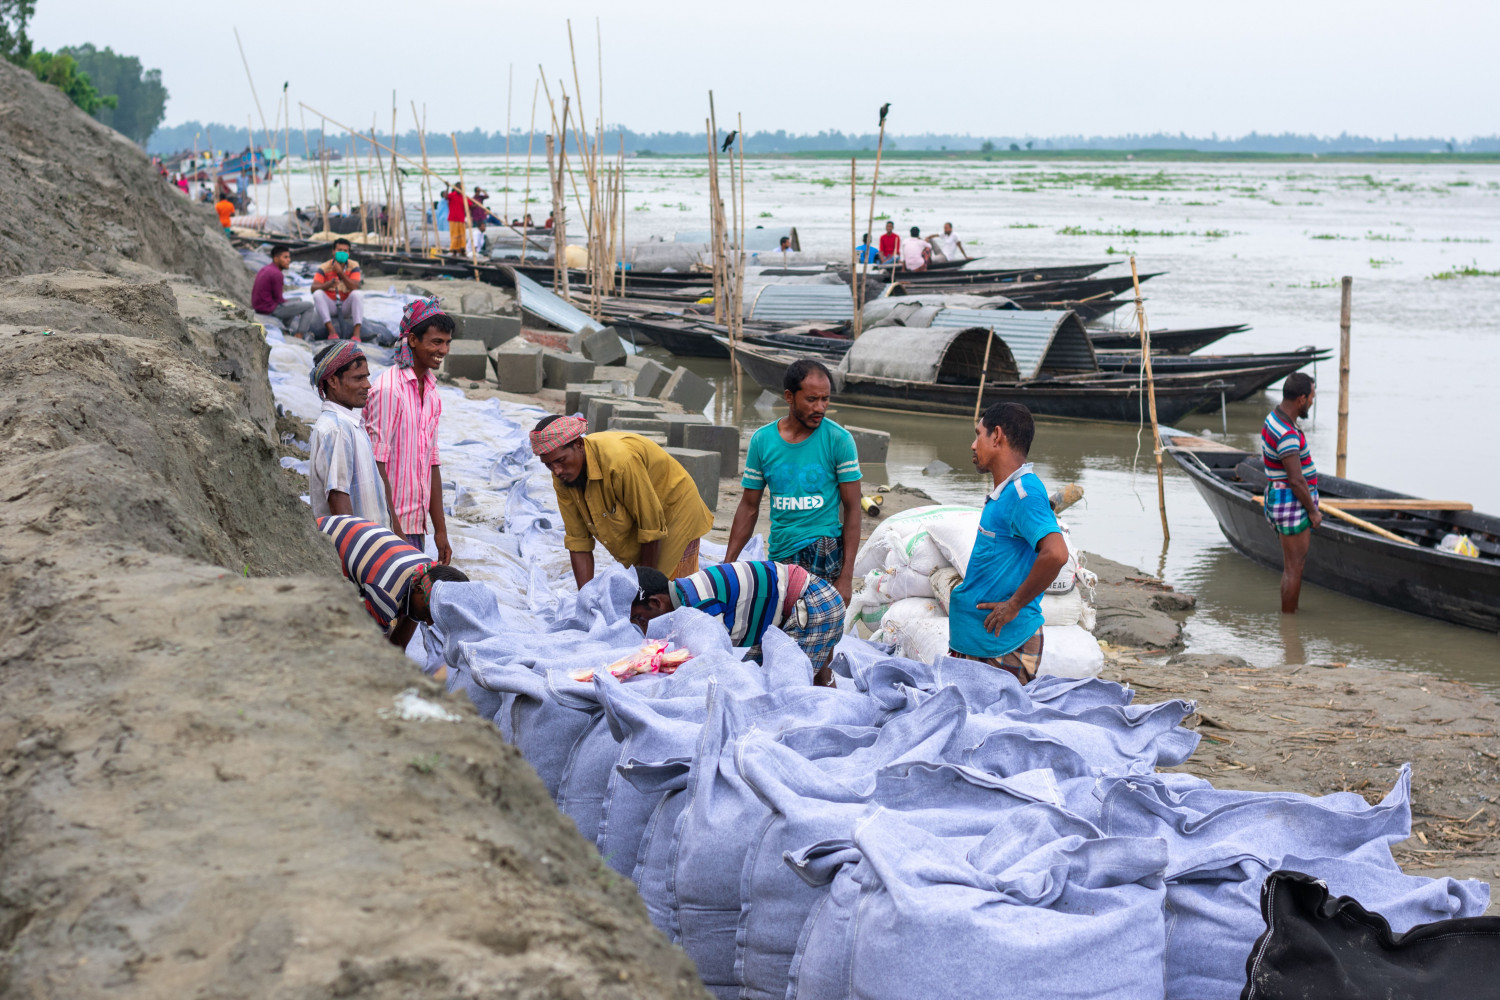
xmin=877 ymin=221 xmax=901 ymax=266
xmin=725 ymin=359 xmax=863 ymax=606
xmin=311 ymin=239 xmax=365 ymax=342
xmin=1261 ymin=372 xmax=1321 ymax=613
xmin=946 ymin=402 xmax=1069 ymax=685
xmin=629 ymin=563 xmax=844 ymax=684
xmin=929 ymin=221 xmax=969 ymax=262
xmin=856 ymin=232 xmax=880 ymax=264
xmin=901 ymin=225 xmax=932 ymax=272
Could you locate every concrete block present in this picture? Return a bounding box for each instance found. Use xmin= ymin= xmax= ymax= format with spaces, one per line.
xmin=658 ymin=413 xmax=712 ymax=447
xmin=609 ymin=416 xmax=670 ymax=435
xmin=452 ymin=313 xmax=521 ymax=349
xmin=660 ymin=366 xmax=716 ymax=412
xmin=569 ymin=326 xmax=627 ymax=367
xmin=632 ymin=358 xmax=673 ymax=399
xmin=624 ymin=354 xmax=651 ymax=372
xmin=610 ymin=404 xmax=669 ymax=423
xmin=843 ymin=425 xmax=891 ymax=465
xmin=565 ymin=381 xmax=627 ymax=415
xmin=665 ymin=447 xmax=720 ymax=510
xmin=541 ymin=350 xmax=595 ymax=389
xmin=586 ymin=395 xmax=637 ymax=430
xmin=682 ymin=423 xmax=740 ymax=478
xmin=441 ymin=339 xmax=489 ymax=380
xmin=488 ymin=340 xmax=544 ymax=394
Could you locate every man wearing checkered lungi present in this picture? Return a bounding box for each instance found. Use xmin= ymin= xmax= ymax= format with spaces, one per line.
xmin=631 ymin=562 xmax=846 ymax=685
xmin=1261 ymin=373 xmax=1322 ymax=613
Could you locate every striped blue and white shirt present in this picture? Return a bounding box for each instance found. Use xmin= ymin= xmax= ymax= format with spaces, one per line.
xmin=671 ymin=561 xmax=805 ymax=649
xmin=317 ymin=515 xmax=429 ymax=630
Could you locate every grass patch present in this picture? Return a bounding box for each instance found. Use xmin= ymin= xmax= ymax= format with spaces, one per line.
xmin=1367 ymin=257 xmax=1398 ymax=269
xmin=1309 ymin=233 xmax=1352 ymax=240
xmin=1427 ymin=262 xmax=1500 ymax=280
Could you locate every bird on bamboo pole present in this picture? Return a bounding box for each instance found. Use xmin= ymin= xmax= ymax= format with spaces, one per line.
xmin=720 ymin=131 xmax=737 ymax=153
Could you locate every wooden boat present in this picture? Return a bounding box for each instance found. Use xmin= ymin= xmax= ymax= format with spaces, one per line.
xmin=1089 ymin=324 xmax=1250 ymax=354
xmin=1164 ymin=434 xmax=1500 ymax=630
xmin=1096 ymin=347 xmax=1331 ymax=402
xmin=723 ymin=319 xmax=1234 ymax=425
xmin=867 ymin=261 xmax=1117 ymax=285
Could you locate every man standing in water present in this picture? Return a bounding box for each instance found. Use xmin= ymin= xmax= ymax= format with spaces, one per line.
xmin=1261 ymin=373 xmax=1321 ymax=613
xmin=726 ymin=359 xmax=863 ymax=603
xmin=947 ymin=402 xmax=1068 ymax=685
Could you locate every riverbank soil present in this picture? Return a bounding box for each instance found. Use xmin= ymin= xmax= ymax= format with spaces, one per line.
xmin=0 ymin=54 xmax=706 ymax=999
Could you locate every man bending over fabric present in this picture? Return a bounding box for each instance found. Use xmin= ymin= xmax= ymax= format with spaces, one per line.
xmin=317 ymin=515 xmax=468 ymax=647
xmin=307 ymin=341 xmax=396 ymax=528
xmin=532 ymin=415 xmax=714 ymax=589
xmin=946 ymin=402 xmax=1068 ymax=685
xmin=364 ymin=297 xmax=452 ymax=562
xmin=630 ymin=563 xmax=844 ymax=685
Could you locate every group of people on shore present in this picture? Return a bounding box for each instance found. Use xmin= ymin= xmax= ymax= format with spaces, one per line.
xmin=298 ymin=310 xmax=1069 ymax=686
xmin=856 ymin=220 xmax=970 ymax=272
xmin=251 ymin=241 xmax=383 ymax=345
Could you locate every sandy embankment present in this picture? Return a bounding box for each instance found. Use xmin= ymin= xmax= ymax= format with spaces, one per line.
xmin=0 ymin=59 xmax=706 ymax=998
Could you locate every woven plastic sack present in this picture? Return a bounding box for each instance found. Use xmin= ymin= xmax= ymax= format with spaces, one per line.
xmin=1039 ymin=623 xmax=1105 ymax=678
xmin=786 ymin=806 xmax=1170 ymax=1000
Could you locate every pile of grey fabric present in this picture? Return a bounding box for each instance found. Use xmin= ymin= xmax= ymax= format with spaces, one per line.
xmin=428 ymin=566 xmax=1491 ymax=1000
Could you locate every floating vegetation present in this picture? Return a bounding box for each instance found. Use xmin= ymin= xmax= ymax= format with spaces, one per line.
xmin=1367 ymin=257 xmax=1398 ymax=269
xmin=1286 ymin=278 xmax=1342 ymax=289
xmin=1434 ymin=236 xmax=1492 ymax=244
xmin=1006 ymin=222 xmax=1042 ymax=229
xmin=1363 ymin=232 xmax=1412 ymax=242
xmin=1309 ymin=233 xmax=1353 ymax=241
xmin=1427 ymin=262 xmax=1500 ymax=280
xmin=1056 ymin=225 xmax=1229 ymax=238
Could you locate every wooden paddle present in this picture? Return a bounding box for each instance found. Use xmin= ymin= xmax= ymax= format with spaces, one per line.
xmin=1319 ymin=499 xmax=1472 ymax=511
xmin=1254 ymin=497 xmax=1416 ymax=546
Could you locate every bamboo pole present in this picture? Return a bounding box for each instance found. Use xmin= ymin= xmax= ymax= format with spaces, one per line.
xmin=1253 ymin=497 xmax=1415 ymax=545
xmin=546 ymin=132 xmax=569 ymax=298
xmin=1336 ymin=275 xmax=1352 ymax=479
xmin=282 ymin=87 xmax=300 ymax=235
xmin=850 ymin=157 xmax=858 ymax=327
xmin=973 ymin=336 xmax=996 ymax=422
xmin=388 ymin=98 xmax=399 ymax=249
xmin=858 ymin=109 xmax=890 ymax=336
xmin=411 ymin=101 xmax=429 ymax=251
xmin=736 ymin=115 xmax=746 ymax=347
xmin=556 ymin=96 xmax=572 ymax=299
xmin=504 ymin=63 xmax=513 ymax=231
xmin=1131 ymin=255 xmax=1169 ymax=541
xmin=245 ymin=115 xmax=255 ymax=215
xmin=231 ymin=28 xmax=278 ymax=223
xmin=705 ymin=118 xmax=723 ymax=324
xmin=369 ymin=115 xmax=388 ymax=240
xmin=355 ymin=167 xmax=366 ymax=240
xmin=521 ymin=79 xmax=539 ymax=262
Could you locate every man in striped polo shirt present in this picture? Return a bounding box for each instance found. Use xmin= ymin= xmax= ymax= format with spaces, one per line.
xmin=1261 ymin=372 xmax=1321 ymax=613
xmin=317 ymin=515 xmax=468 ymax=647
xmin=630 ymin=562 xmax=845 ymax=685
xmin=364 ymin=298 xmax=453 ymax=563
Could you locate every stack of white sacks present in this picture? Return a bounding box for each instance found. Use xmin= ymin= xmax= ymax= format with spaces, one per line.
xmin=844 ymin=495 xmax=1104 ymax=679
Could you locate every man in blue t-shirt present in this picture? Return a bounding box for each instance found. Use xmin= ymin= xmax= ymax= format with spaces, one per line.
xmin=947 ymin=402 xmax=1068 ymax=685
xmin=726 ymin=359 xmax=863 ymax=608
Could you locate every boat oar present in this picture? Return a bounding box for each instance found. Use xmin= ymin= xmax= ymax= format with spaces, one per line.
xmin=1254 ymin=497 xmax=1416 ymax=546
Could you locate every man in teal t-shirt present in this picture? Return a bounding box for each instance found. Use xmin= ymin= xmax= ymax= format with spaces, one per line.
xmin=947 ymin=402 xmax=1068 ymax=685
xmin=726 ymin=359 xmax=863 ymax=601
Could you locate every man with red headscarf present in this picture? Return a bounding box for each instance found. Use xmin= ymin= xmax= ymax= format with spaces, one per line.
xmin=530 ymin=415 xmax=713 ymax=590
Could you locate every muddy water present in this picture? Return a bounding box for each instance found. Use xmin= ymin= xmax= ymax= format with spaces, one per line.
xmin=285 ymin=155 xmax=1500 ymax=685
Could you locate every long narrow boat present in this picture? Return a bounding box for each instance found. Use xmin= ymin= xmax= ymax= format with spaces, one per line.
xmin=1164 ymin=434 xmax=1500 ymax=630
xmin=1089 ymin=324 xmax=1250 ymax=354
xmin=723 ymin=322 xmax=1233 ymax=425
xmin=1094 ymin=346 xmax=1327 ymax=375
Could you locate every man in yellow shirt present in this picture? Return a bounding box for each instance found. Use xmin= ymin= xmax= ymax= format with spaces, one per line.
xmin=530 ymin=415 xmax=714 ymax=589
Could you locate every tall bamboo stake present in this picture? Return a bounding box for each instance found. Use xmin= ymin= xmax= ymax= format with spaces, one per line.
xmin=1131 ymin=255 xmax=1169 ymax=541
xmin=231 ymin=28 xmax=278 ymax=223
xmin=412 ymin=101 xmax=430 ymax=251
xmin=858 ymin=108 xmax=891 ymax=335
xmin=521 ymin=79 xmax=539 ymax=263
xmin=245 ymin=115 xmax=255 ymax=216
xmin=282 ymin=86 xmax=300 ymax=235
xmin=504 ymin=63 xmax=513 ymax=231
xmin=388 ymin=97 xmax=399 ymax=249
xmin=850 ymin=157 xmax=859 ymax=322
xmin=556 ymin=95 xmax=572 ymax=298
xmin=736 ymin=115 xmax=746 ymax=347
xmin=705 ymin=118 xmax=722 ymax=324
xmin=973 ymin=333 xmax=995 ymax=422
xmin=1336 ymin=276 xmax=1352 ymax=478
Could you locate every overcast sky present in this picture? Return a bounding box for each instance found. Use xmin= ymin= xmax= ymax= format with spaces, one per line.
xmin=29 ymin=0 xmax=1500 ymax=139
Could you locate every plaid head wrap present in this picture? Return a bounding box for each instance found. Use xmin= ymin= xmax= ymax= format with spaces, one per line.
xmin=394 ymin=296 xmax=447 ymax=368
xmin=529 ymin=415 xmax=587 ymax=456
xmin=309 ymin=340 xmax=365 ymax=397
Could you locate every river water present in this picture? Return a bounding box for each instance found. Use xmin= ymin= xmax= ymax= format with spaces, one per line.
xmin=281 ymin=155 xmax=1500 ymax=686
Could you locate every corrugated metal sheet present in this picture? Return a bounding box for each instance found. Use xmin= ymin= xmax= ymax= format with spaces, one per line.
xmin=930 ymin=309 xmax=1096 ymax=379
xmin=843 ymin=327 xmax=1019 ymax=384
xmin=744 ymin=284 xmax=855 ymax=323
xmin=505 ymin=267 xmax=602 ymax=335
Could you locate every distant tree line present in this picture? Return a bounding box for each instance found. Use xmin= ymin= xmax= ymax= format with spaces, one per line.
xmin=1 ymin=2 xmax=168 ymax=143
xmin=147 ymin=121 xmax=1500 ymax=157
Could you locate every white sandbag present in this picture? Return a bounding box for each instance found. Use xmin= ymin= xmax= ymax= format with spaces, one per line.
xmin=1041 ymin=588 xmax=1085 ymax=628
xmin=1039 ymin=624 xmax=1104 ymax=679
xmin=853 ymin=505 xmax=979 ymax=578
xmin=1046 ymin=522 xmax=1081 ymax=595
xmin=872 ymin=567 xmax=935 ymax=603
xmin=884 ymin=597 xmax=945 ymax=623
xmin=925 ymin=508 xmax=983 ymax=576
xmin=883 ymin=615 xmax=950 ymax=664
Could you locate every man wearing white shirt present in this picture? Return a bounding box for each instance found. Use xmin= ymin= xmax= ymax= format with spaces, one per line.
xmin=929 ymin=222 xmax=969 ymax=263
xmin=901 ymin=226 xmax=932 ymax=272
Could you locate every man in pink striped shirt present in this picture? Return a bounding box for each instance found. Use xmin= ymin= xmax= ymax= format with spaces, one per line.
xmin=364 ymin=298 xmax=454 ymax=563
